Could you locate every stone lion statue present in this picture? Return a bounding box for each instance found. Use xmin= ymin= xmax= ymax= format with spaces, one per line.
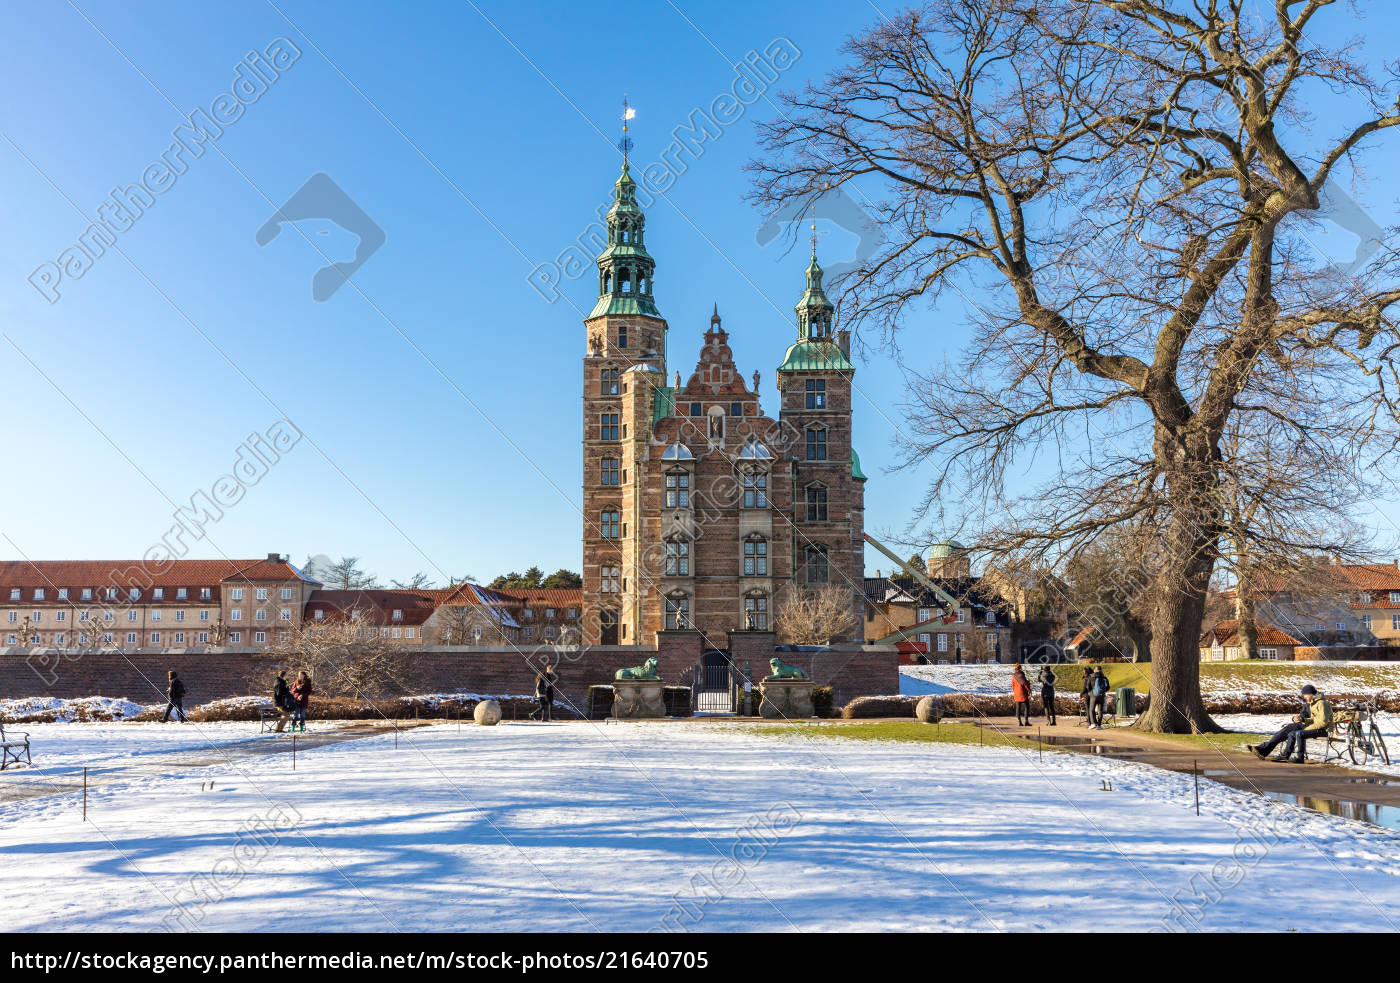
xmin=768 ymin=657 xmax=808 ymax=680
xmin=615 ymin=656 xmax=660 ymax=680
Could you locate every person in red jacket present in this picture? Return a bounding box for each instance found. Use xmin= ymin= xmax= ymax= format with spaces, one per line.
xmin=290 ymin=671 xmax=313 ymax=733
xmin=1011 ymin=664 xmax=1032 ymax=726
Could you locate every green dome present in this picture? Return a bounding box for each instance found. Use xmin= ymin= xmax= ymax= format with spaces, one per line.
xmin=929 ymin=539 xmax=965 ymax=558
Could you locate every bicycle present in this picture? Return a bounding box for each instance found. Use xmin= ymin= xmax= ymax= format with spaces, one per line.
xmin=1332 ymin=697 xmax=1390 ymax=767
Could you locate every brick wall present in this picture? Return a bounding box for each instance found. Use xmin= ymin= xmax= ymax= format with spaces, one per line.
xmin=1 ymin=640 xmax=900 ymax=709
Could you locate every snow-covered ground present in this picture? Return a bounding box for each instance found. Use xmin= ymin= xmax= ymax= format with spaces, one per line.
xmin=1 ymin=719 xmax=1398 ymax=932
xmin=901 ymin=663 xmax=1021 ymax=695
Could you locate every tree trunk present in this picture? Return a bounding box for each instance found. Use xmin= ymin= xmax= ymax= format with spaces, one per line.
xmin=1136 ymin=463 xmax=1223 ymax=733
xmin=1234 ymin=535 xmax=1258 ymax=661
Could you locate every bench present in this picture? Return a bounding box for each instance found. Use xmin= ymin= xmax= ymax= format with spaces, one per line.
xmin=0 ymin=722 xmax=31 ymax=770
xmin=258 ymin=707 xmax=287 ymax=733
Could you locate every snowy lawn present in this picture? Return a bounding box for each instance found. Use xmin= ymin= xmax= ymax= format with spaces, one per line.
xmin=1 ymin=719 xmax=1398 ymax=932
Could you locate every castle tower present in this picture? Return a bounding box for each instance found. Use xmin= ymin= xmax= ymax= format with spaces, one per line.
xmin=777 ymin=247 xmax=866 ymax=634
xmin=581 ymin=162 xmax=669 ymax=644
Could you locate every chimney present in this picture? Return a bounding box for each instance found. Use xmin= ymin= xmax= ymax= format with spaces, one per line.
xmin=267 ymin=552 xmax=282 ymax=562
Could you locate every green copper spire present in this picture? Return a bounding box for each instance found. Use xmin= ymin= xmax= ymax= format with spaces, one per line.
xmin=778 ymin=246 xmax=852 ymax=373
xmin=795 ymin=247 xmax=835 ymax=339
xmin=588 ymin=162 xmax=661 ymax=319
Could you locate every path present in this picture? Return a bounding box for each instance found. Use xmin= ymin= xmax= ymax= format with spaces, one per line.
xmin=969 ymin=714 xmax=1400 ymax=828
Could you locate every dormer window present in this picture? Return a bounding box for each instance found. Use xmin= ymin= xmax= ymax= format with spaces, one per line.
xmin=176 ymin=588 xmax=187 ymax=600
xmin=152 ymin=588 xmax=163 ymax=600
xmin=392 ymin=609 xmax=403 ymax=622
xmin=33 ymin=589 xmax=44 ymax=601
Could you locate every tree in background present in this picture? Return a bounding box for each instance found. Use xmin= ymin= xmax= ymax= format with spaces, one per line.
xmin=905 ymin=554 xmax=927 ymax=576
xmin=268 ymin=619 xmax=424 ymax=700
xmin=389 ymin=572 xmax=436 ymax=590
xmin=304 ymin=555 xmax=380 ymax=590
xmin=773 ymin=586 xmax=859 ymax=645
xmin=488 ymin=567 xmax=581 ymax=590
xmin=752 ymin=0 xmax=1400 ymax=731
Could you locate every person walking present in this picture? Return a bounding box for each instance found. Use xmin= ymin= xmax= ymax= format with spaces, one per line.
xmin=1079 ymin=666 xmax=1095 ymax=725
xmin=1038 ymin=665 xmax=1058 ymax=726
xmin=1011 ymin=664 xmax=1032 ymax=726
xmin=1088 ymin=667 xmax=1111 ymax=729
xmin=533 ymin=665 xmax=557 ymax=722
xmin=1248 ymin=685 xmax=1334 ymax=762
xmin=272 ymin=670 xmax=295 ymax=733
xmin=162 ymin=670 xmax=187 ymax=723
xmin=290 ymin=671 xmax=313 ymax=733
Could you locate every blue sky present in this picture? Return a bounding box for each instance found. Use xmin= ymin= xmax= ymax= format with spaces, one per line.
xmin=1 ymin=0 xmax=1398 ymax=586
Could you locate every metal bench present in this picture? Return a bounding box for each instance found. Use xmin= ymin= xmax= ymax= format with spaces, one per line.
xmin=258 ymin=707 xmax=286 ymax=733
xmin=0 ymin=722 xmax=31 ymax=770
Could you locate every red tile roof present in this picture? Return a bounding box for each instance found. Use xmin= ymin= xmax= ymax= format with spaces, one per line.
xmin=305 ymin=589 xmax=441 ymax=627
xmin=1200 ymin=620 xmax=1303 ymax=648
xmin=0 ymin=557 xmax=315 ymax=594
xmin=1251 ymin=560 xmax=1400 ymax=594
xmin=497 ymin=588 xmax=582 ymax=609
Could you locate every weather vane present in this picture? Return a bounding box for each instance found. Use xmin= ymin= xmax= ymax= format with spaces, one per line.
xmin=619 ymin=96 xmax=636 ymax=165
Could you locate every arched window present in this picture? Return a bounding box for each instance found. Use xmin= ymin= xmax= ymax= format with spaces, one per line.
xmin=665 ymin=593 xmax=691 ymax=630
xmin=600 ymin=508 xmax=620 ymax=539
xmin=742 ymin=467 xmax=767 ymax=508
xmin=707 ymin=406 xmax=725 ymax=440
xmin=743 ymin=536 xmax=768 ymax=576
xmin=744 ymin=592 xmax=769 ymax=630
xmin=665 ymin=537 xmax=691 ymax=576
xmin=804 ymin=545 xmax=829 ymax=584
xmin=806 ymin=424 xmax=827 ymax=460
xmin=805 ymin=483 xmax=828 ymax=521
xmin=665 ymin=469 xmax=690 ymax=508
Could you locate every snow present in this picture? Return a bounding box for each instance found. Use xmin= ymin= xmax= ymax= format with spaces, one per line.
xmin=1 ymin=719 xmax=1398 ymax=932
xmin=1211 ymin=712 xmax=1400 ymax=777
xmin=901 ymin=663 xmax=1018 ymax=695
xmin=0 ymin=695 xmax=152 ymax=722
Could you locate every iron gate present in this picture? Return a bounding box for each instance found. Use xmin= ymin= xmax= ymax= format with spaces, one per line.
xmin=694 ymin=649 xmax=736 ymax=714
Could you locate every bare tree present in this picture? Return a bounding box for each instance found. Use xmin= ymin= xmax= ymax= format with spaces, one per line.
xmin=267 ymin=620 xmax=422 ymax=699
xmin=752 ymin=0 xmax=1400 ymax=731
xmin=774 ymin=585 xmax=860 ymax=645
xmin=390 ymin=572 xmax=436 ymax=590
xmin=321 ymin=556 xmax=381 ymax=591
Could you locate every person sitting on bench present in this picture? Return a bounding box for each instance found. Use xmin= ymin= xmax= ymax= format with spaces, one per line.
xmin=1248 ymin=685 xmax=1333 ymax=763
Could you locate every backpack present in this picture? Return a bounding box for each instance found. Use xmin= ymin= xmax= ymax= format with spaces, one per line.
xmin=1092 ymin=675 xmax=1110 ymax=696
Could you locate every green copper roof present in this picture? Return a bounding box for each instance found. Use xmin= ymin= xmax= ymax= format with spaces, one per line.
xmin=777 ymin=339 xmax=854 ymax=373
xmin=588 ymin=294 xmax=662 ymax=319
xmin=851 ymin=448 xmax=867 ymax=481
xmin=652 ymin=385 xmax=676 ymax=424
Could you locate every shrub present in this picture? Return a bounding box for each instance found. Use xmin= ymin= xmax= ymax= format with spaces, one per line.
xmin=841 ymin=695 xmax=919 ymax=719
xmin=587 ymin=685 xmax=616 ymax=720
xmin=663 ymin=686 xmax=693 ymax=718
xmin=811 ymin=686 xmax=834 ymax=718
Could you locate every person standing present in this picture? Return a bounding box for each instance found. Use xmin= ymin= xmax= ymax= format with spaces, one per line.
xmin=1038 ymin=665 xmax=1058 ymax=726
xmin=1011 ymin=664 xmax=1032 ymax=726
xmin=1079 ymin=667 xmax=1095 ymax=725
xmin=290 ymin=671 xmax=313 ymax=733
xmin=1088 ymin=667 xmax=1110 ymax=729
xmin=533 ymin=665 xmax=557 ymax=722
xmin=272 ymin=670 xmax=295 ymax=733
xmin=162 ymin=670 xmax=187 ymax=723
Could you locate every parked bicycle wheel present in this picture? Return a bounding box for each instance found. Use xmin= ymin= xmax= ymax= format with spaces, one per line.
xmin=1348 ymin=720 xmax=1372 ymax=765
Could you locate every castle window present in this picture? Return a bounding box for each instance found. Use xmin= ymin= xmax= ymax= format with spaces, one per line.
xmin=600 ymin=413 xmax=619 ymax=440
xmin=600 ymin=566 xmax=620 ymax=592
xmin=744 ymin=593 xmax=769 ymax=630
xmin=601 ymin=457 xmax=620 ymax=485
xmin=618 ymin=326 xmax=628 ymax=347
xmin=665 ymin=470 xmax=690 ymax=508
xmin=665 ymin=593 xmax=691 ymax=630
xmin=600 ymin=509 xmax=620 ymax=539
xmin=743 ymin=537 xmax=768 ymax=576
xmin=742 ymin=468 xmax=767 ymax=508
xmin=665 ymin=538 xmax=691 ymax=576
xmin=805 ymin=379 xmax=826 ymax=409
xmin=804 ymin=546 xmax=829 ymax=585
xmin=601 ymin=367 xmax=619 ymax=395
xmin=806 ymin=425 xmax=827 ymax=460
xmin=730 ymin=402 xmax=743 ymax=416
xmin=689 ymin=402 xmax=702 ymax=417
xmin=805 ymin=484 xmax=828 ymax=521
xmin=600 ymin=608 xmax=619 ymax=644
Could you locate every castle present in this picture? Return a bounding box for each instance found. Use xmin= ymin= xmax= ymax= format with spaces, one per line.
xmin=579 ymin=161 xmax=866 ymax=648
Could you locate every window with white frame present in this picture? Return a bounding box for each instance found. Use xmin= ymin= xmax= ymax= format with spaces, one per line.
xmin=742 ymin=468 xmax=767 ymax=508
xmin=665 ymin=470 xmax=690 ymax=508
xmin=198 ymin=632 xmax=209 ymax=644
xmin=152 ymin=588 xmax=163 ymax=600
xmin=280 ymin=608 xmax=291 ymax=621
xmin=314 ymin=610 xmax=325 ymax=621
xmin=33 ymin=588 xmax=44 ymax=601
xmin=229 ymin=631 xmax=241 ymax=644
xmin=149 ymin=632 xmax=160 ymax=644
xmin=231 ymin=609 xmax=243 ymax=621
xmin=917 ymin=607 xmax=931 ymax=623
xmin=174 ymin=632 xmax=185 ymax=645
xmin=57 ymin=588 xmax=67 ymax=601
xmin=175 ymin=611 xmax=185 ymax=622
xmin=256 ymin=588 xmax=267 ymax=601
xmin=665 ymin=538 xmax=691 ymax=576
xmin=55 ymin=611 xmax=66 ymax=623
xmin=937 ymin=633 xmax=948 ymax=652
xmin=126 ymin=610 xmax=137 ymax=623
xmin=255 ymin=609 xmax=267 ymax=621
xmin=126 ymin=632 xmax=138 ymax=645
xmin=255 ymin=631 xmax=267 ymax=644
xmin=231 ymin=588 xmax=243 ymax=601
xmin=150 ymin=610 xmax=160 ymax=622
xmin=1260 ymin=647 xmax=1279 ymax=660
xmin=281 ymin=588 xmax=293 ymax=600
xmin=199 ymin=610 xmax=209 ymax=622
xmin=177 ymin=588 xmax=187 ymax=600
xmin=743 ymin=537 xmax=768 ymax=576
xmin=600 ymin=566 xmax=621 ymax=592
xmin=1363 ymin=614 xmax=1373 ymax=630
